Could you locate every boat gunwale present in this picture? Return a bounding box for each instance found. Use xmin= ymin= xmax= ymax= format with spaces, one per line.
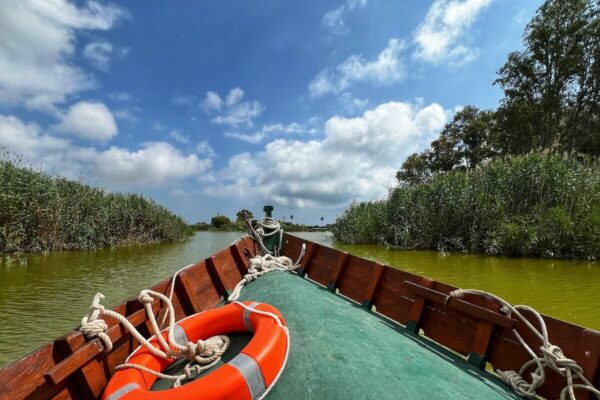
xmin=0 ymin=234 xmax=598 ymax=400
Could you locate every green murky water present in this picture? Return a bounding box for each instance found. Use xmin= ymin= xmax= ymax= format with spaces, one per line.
xmin=1 ymin=231 xmax=598 ymax=367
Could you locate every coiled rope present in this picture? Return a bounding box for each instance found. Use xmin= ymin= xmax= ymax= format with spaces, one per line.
xmin=80 ymin=290 xmax=230 ymax=387
xmin=243 ymin=213 xmax=283 ymax=256
xmin=229 ymin=249 xmax=306 ymax=302
xmin=448 ymin=289 xmax=600 ymax=400
xmin=79 ymin=237 xmax=305 ymax=389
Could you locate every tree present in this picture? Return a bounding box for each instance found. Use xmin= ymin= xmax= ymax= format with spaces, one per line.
xmin=495 ymin=0 xmax=600 ymax=155
xmin=211 ymin=215 xmax=231 ymax=229
xmin=396 ymin=106 xmax=496 ymax=185
xmin=235 ymin=209 xmax=253 ymax=223
xmin=396 ymin=152 xmax=431 ymax=185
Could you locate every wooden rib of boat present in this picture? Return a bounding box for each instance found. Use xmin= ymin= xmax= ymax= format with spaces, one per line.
xmin=1 ymin=233 xmax=599 ymax=399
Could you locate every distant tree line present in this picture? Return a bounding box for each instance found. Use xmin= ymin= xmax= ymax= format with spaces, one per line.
xmin=192 ymin=209 xmax=309 ymax=232
xmin=397 ymin=0 xmax=599 ymax=186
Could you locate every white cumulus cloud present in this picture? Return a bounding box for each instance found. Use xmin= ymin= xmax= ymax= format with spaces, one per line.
xmin=206 ymin=100 xmax=449 ymax=207
xmin=0 ymin=114 xmax=210 ymax=189
xmin=53 ymin=101 xmax=117 ymax=141
xmin=309 ymin=38 xmax=405 ymax=98
xmin=0 ymin=0 xmax=126 ymax=113
xmin=413 ymin=0 xmax=493 ymax=65
xmin=202 ymin=88 xmax=264 ymax=127
xmin=94 ymin=142 xmax=211 ymax=187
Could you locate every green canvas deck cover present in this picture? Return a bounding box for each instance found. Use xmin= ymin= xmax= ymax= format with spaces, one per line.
xmin=155 ymin=271 xmax=522 ymax=399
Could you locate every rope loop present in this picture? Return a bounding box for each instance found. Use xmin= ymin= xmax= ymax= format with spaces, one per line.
xmin=79 ymin=235 xmax=297 ymax=395
xmin=80 ymin=293 xmax=112 ymax=351
xmin=447 ymin=288 xmax=600 ymax=400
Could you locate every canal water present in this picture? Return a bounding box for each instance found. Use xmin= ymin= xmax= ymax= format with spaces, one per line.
xmin=1 ymin=231 xmax=598 ymax=367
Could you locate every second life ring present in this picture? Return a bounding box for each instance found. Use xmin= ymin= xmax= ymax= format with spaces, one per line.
xmin=102 ymin=301 xmax=288 ymax=400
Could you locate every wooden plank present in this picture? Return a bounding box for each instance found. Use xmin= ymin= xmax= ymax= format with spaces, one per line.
xmin=230 ymin=244 xmax=249 ymax=275
xmin=298 ymin=242 xmax=318 ymax=277
xmin=206 ymin=256 xmax=229 ymax=299
xmin=306 ymin=245 xmax=339 ymax=287
xmin=405 ymin=277 xmax=434 ymax=333
xmin=403 ymin=281 xmax=516 ymax=329
xmin=53 ymin=334 xmax=106 ymax=399
xmin=576 ymin=329 xmax=600 ymax=398
xmin=327 ymin=252 xmax=349 ymax=292
xmin=0 ymin=344 xmax=64 ymax=399
xmin=44 ymin=301 xmax=159 ymax=386
xmin=420 ymin=305 xmax=478 ymax=356
xmin=336 ymin=256 xmax=376 ymax=303
xmin=468 ymin=321 xmax=494 ymax=368
xmin=178 ymin=260 xmax=222 ymax=310
xmin=362 ymin=263 xmax=385 ymax=309
xmin=371 ymin=267 xmax=422 ymax=325
xmin=175 ymin=268 xmax=203 ymax=314
xmin=281 ymin=234 xmax=305 ymax=261
xmin=211 ymin=250 xmax=243 ymax=291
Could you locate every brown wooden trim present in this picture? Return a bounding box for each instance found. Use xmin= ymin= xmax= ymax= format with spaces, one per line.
xmin=469 ymin=321 xmax=494 ymax=368
xmin=53 ymin=334 xmax=105 ymax=398
xmin=575 ymin=329 xmax=600 ymax=400
xmin=44 ymin=301 xmax=159 ymax=385
xmin=403 ymin=281 xmax=516 ymax=329
xmin=176 ymin=268 xmax=204 ymax=313
xmin=298 ymin=242 xmax=318 ymax=277
xmin=205 ymin=256 xmax=229 ymax=299
xmin=230 ymin=244 xmax=249 ymax=275
xmin=361 ymin=263 xmax=385 ymax=309
xmin=327 ymin=252 xmax=350 ymax=292
xmin=405 ymin=277 xmax=434 ymax=333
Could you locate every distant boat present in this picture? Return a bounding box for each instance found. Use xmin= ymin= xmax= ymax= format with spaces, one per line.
xmin=1 ymin=233 xmax=598 ymax=399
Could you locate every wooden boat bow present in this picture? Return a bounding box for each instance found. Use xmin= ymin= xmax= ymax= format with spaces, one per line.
xmin=0 ymin=234 xmax=598 ymax=399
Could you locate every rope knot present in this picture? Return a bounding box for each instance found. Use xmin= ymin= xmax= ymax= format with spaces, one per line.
xmin=79 ymin=293 xmax=112 ymax=351
xmin=138 ymin=291 xmax=154 ymax=305
xmin=499 ymin=369 xmax=537 ymax=398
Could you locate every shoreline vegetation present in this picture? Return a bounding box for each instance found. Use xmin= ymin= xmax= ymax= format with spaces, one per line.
xmin=333 ymin=0 xmax=600 ymax=260
xmin=0 ymin=155 xmax=193 ymax=254
xmin=192 ymin=211 xmax=310 ymax=233
xmin=332 ymin=153 xmax=599 ymax=260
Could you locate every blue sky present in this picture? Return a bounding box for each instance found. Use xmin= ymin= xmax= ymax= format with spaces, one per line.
xmin=0 ymin=0 xmax=540 ymax=224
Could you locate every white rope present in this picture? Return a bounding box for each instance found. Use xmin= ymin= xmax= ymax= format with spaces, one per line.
xmin=448 ymin=289 xmax=600 ymax=400
xmin=80 ymin=290 xmax=230 ymax=387
xmin=228 ymin=248 xmax=305 ymax=303
xmin=244 ymin=215 xmax=283 ymax=256
xmin=79 ymin=238 xmax=304 ymax=389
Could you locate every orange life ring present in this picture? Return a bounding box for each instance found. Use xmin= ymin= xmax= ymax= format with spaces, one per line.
xmin=102 ymin=301 xmax=288 ymax=400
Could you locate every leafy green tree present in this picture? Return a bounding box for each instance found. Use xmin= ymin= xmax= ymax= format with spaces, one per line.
xmin=397 ymin=106 xmax=496 ymax=184
xmin=396 ymin=152 xmax=431 ymax=185
xmin=495 ymin=0 xmax=600 ymax=155
xmin=211 ymin=215 xmax=232 ymax=229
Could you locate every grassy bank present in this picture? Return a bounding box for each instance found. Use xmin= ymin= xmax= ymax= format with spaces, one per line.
xmin=333 ymin=153 xmax=599 ymax=259
xmin=0 ymin=159 xmax=193 ymax=253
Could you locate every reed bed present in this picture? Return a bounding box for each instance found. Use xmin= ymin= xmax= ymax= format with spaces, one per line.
xmin=0 ymin=157 xmax=193 ymax=253
xmin=333 ymin=153 xmax=599 ymax=259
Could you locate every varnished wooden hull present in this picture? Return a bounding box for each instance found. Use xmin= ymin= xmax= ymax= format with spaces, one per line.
xmin=0 ymin=234 xmax=598 ymax=399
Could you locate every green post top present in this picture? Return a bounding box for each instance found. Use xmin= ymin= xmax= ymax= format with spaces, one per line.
xmin=263 ymin=205 xmax=274 ymax=218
